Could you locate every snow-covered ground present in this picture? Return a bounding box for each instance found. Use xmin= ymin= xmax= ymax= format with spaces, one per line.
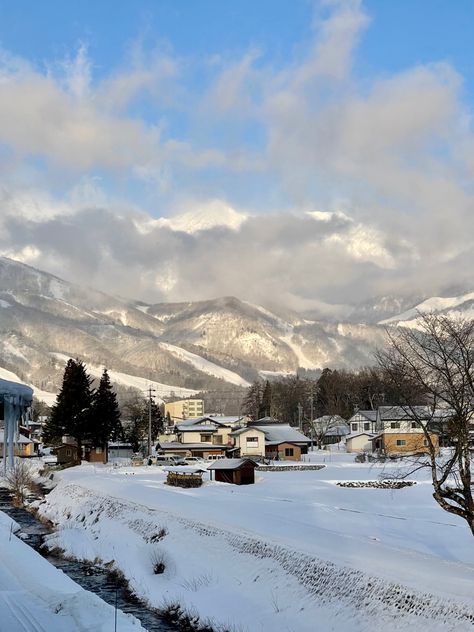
xmin=34 ymin=453 xmax=474 ymax=632
xmin=0 ymin=509 xmax=144 ymax=631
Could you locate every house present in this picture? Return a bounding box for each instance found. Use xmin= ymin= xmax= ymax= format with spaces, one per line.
xmin=228 ymin=426 xmax=266 ymax=458
xmin=174 ymin=416 xmax=242 ymax=448
xmin=164 ymin=399 xmax=204 ymax=422
xmin=248 ymin=418 xmax=311 ymax=461
xmin=373 ymin=406 xmax=440 ymax=456
xmin=345 ymin=432 xmax=375 ymax=453
xmin=265 ymin=441 xmax=302 ymax=461
xmin=310 ymin=415 xmax=349 ymax=445
xmin=208 ymin=458 xmax=258 ymax=485
xmin=54 ymin=443 xmax=80 ymax=465
xmin=0 ymin=430 xmax=35 ymax=457
xmin=83 ymin=441 xmax=108 ymax=464
xmin=156 ymin=441 xmax=227 ymax=460
xmin=108 ymin=442 xmax=134 ymax=460
xmin=347 ymin=410 xmax=377 ymax=434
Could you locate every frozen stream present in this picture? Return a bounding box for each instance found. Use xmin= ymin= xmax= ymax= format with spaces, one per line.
xmin=0 ymin=487 xmax=176 ymax=632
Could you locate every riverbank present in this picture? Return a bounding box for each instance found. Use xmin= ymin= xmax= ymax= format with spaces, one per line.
xmin=0 ymin=504 xmax=145 ymax=632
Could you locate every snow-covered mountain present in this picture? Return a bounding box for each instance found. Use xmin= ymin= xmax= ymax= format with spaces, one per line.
xmin=379 ymin=290 xmax=474 ymax=326
xmin=0 ymin=256 xmax=391 ymax=402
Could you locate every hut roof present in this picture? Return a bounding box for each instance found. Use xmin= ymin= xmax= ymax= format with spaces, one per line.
xmin=208 ymin=458 xmax=257 ymax=470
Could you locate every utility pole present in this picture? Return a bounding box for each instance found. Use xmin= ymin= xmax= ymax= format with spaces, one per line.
xmin=297 ymin=403 xmax=303 ymax=431
xmin=309 ymin=392 xmax=314 ymax=450
xmin=147 ymin=386 xmax=156 ymax=456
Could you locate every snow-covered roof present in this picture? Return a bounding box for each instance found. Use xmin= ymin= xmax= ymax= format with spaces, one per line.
xmin=378 ymin=406 xmax=432 ymax=421
xmin=346 ymin=432 xmax=376 ymax=440
xmin=0 ymin=378 xmax=33 ymax=401
xmin=250 ymin=416 xmax=282 ymax=425
xmin=230 ymin=427 xmax=265 ymax=437
xmin=0 ymin=431 xmax=32 ymax=444
xmin=348 ymin=410 xmax=377 ymax=423
xmin=164 ymin=466 xmax=206 ymax=474
xmin=208 ymin=458 xmax=257 ymax=470
xmin=178 ymin=416 xmax=241 ymax=428
xmin=325 ymin=424 xmax=350 ymax=436
xmin=176 ymin=425 xmax=217 ymax=433
xmin=252 ymin=423 xmax=310 ymax=444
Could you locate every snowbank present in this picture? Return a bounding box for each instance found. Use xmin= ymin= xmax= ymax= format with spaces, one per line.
xmin=0 ymin=509 xmax=145 ymax=632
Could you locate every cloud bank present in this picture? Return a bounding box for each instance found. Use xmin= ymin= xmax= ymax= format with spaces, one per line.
xmin=0 ymin=0 xmax=473 ymax=312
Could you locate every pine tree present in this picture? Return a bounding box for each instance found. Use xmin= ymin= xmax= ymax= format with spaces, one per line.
xmin=89 ymin=369 xmax=122 ymax=445
xmin=258 ymin=381 xmax=272 ymax=418
xmin=43 ymin=359 xmax=93 ymax=453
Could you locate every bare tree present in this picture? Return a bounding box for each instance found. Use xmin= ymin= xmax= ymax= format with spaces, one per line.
xmin=309 ymin=415 xmax=347 ymax=449
xmin=377 ymin=313 xmax=474 ymax=535
xmin=5 ymin=459 xmax=34 ymax=506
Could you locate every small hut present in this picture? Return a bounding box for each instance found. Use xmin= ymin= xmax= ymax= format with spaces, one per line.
xmin=208 ymin=458 xmax=257 ymax=485
xmin=54 ymin=443 xmax=80 ymax=465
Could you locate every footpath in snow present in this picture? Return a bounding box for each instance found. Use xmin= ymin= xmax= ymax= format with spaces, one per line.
xmin=0 ymin=509 xmax=144 ymax=632
xmin=33 ymin=454 xmax=474 ymax=632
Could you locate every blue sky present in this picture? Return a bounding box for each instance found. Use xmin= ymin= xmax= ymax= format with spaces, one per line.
xmin=0 ymin=1 xmax=473 ymax=307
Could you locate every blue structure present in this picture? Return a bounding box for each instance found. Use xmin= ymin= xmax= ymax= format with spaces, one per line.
xmin=0 ymin=378 xmax=33 ymax=474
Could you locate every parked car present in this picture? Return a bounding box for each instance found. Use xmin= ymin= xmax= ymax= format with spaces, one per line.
xmin=155 ymin=455 xmax=187 ymax=466
xmin=184 ymin=456 xmax=205 ymax=465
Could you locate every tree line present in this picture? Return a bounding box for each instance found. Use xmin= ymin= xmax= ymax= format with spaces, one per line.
xmin=43 ymin=359 xmax=164 ymax=453
xmin=242 ymin=365 xmax=423 ymax=424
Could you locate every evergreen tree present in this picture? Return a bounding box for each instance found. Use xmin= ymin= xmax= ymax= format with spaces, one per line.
xmin=43 ymin=359 xmax=93 ymax=452
xmin=89 ymin=369 xmax=122 ymax=445
xmin=122 ymin=395 xmax=164 ymax=453
xmin=258 ymin=381 xmax=272 ymax=418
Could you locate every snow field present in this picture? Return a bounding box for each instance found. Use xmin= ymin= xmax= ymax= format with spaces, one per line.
xmin=33 ymin=458 xmax=474 ymax=632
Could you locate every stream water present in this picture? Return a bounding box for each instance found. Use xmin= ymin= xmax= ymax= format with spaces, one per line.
xmin=0 ymin=487 xmax=176 ymax=632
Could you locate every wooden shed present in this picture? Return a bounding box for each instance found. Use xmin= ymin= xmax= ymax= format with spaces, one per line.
xmin=54 ymin=443 xmax=80 ymax=465
xmin=208 ymin=458 xmax=257 ymax=485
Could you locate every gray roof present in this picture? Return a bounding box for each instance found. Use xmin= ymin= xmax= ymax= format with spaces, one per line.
xmin=229 ymin=427 xmax=265 ymax=437
xmin=208 ymin=458 xmax=257 ymax=470
xmin=348 ymin=410 xmax=377 ymax=423
xmin=378 ymin=406 xmax=432 ymax=421
xmin=346 ymin=432 xmax=376 ymax=440
xmin=252 ymin=423 xmax=311 ymax=444
xmin=178 ymin=416 xmax=241 ymax=428
xmin=176 ymin=425 xmax=217 ymax=433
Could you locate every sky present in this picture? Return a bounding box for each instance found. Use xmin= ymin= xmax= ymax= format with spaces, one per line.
xmin=0 ymin=0 xmax=473 ymax=313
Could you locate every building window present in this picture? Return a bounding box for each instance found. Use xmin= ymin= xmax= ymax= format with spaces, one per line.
xmin=396 ymin=439 xmax=406 ymax=446
xmin=390 ymin=422 xmax=400 ymax=429
xmin=411 ymin=422 xmax=418 ymax=429
xmin=423 ymin=439 xmax=428 ymax=446
xmin=363 ymin=423 xmax=370 ymax=431
xmin=201 ymin=434 xmax=212 ymax=442
xmin=351 ymin=423 xmax=358 ymax=431
xmin=66 ymin=449 xmax=71 ymax=456
xmin=96 ymin=447 xmax=102 ymax=454
xmin=284 ymin=448 xmax=294 ymax=457
xmin=246 ymin=437 xmax=258 ymax=444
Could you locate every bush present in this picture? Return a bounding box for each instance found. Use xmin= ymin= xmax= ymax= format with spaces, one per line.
xmin=5 ymin=460 xmax=34 ymax=505
xmin=151 ymin=548 xmax=167 ymax=574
